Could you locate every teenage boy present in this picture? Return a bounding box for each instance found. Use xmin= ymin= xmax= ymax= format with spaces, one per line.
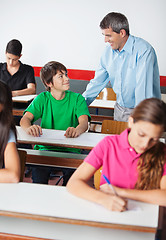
xmin=0 ymin=39 xmax=36 ymax=96
xmin=20 ymin=61 xmax=91 ymax=185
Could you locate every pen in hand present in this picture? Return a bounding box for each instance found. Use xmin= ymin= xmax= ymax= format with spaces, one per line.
xmin=102 ymin=174 xmax=118 ymax=196
xmin=102 ymin=174 xmax=128 ymax=210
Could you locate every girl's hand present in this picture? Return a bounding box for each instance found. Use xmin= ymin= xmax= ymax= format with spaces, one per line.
xmin=100 ymin=183 xmax=117 ymax=194
xmin=100 ymin=193 xmax=127 ymax=212
xmin=26 ymin=125 xmax=42 ymax=137
xmin=100 ymin=184 xmax=128 ymax=211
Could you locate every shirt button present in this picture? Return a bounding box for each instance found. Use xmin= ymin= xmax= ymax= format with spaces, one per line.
xmin=129 ymin=148 xmax=133 ymax=151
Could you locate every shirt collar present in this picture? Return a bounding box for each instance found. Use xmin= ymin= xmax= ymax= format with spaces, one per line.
xmin=18 ymin=61 xmax=24 ymax=72
xmin=2 ymin=61 xmax=23 ymax=72
xmin=119 ymin=129 xmax=141 ymax=157
xmin=120 ymin=35 xmax=134 ymax=54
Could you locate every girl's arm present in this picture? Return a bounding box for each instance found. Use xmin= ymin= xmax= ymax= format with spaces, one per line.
xmin=65 ymin=115 xmax=89 ymax=138
xmin=0 ymin=142 xmax=20 ymax=183
xmin=20 ymin=112 xmax=42 ymax=137
xmin=101 ymin=175 xmax=166 ymax=206
xmin=67 ymin=162 xmax=127 ymax=211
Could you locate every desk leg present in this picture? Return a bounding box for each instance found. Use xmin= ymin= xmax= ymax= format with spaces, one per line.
xmin=159 ymin=207 xmax=166 ymax=240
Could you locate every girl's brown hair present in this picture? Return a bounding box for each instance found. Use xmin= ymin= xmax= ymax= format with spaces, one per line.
xmin=0 ymin=81 xmax=16 ymax=166
xmin=131 ymin=98 xmax=166 ymax=190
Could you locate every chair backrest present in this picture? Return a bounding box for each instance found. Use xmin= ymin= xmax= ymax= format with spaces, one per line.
xmin=18 ymin=149 xmax=27 ymax=182
xmin=96 ymin=88 xmax=116 ymax=101
xmin=94 ymin=120 xmax=128 ymax=190
xmin=101 ymin=120 xmax=128 ymax=134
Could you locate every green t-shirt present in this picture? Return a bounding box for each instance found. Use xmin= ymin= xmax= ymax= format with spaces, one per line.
xmin=24 ymin=91 xmax=91 ymax=153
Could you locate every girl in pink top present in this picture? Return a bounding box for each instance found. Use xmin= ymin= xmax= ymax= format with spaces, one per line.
xmin=67 ymin=98 xmax=166 ymax=212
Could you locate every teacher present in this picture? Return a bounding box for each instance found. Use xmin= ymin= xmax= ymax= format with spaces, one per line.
xmin=83 ymin=12 xmax=161 ymax=122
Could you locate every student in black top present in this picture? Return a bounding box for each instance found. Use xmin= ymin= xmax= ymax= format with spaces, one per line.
xmin=0 ymin=39 xmax=36 ymax=96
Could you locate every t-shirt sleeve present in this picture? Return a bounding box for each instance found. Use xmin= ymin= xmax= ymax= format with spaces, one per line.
xmin=162 ymin=162 xmax=166 ymax=176
xmin=24 ymin=93 xmax=44 ymax=122
xmin=84 ymin=137 xmax=107 ymax=169
xmin=8 ymin=130 xmax=16 ymax=143
xmin=75 ymin=94 xmax=91 ymax=121
xmin=26 ymin=66 xmax=36 ymax=85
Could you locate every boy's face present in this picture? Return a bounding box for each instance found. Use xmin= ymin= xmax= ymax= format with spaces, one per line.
xmin=6 ymin=52 xmax=21 ymax=68
xmin=50 ymin=70 xmax=70 ymax=92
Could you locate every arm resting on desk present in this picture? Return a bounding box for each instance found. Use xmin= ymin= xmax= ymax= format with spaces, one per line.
xmin=67 ymin=162 xmax=127 ymax=212
xmin=100 ymin=175 xmax=166 ymax=207
xmin=20 ymin=111 xmax=42 ymax=137
xmin=65 ymin=115 xmax=89 ymax=138
xmin=114 ymin=175 xmax=166 ymax=206
xmin=12 ymin=83 xmax=36 ymax=97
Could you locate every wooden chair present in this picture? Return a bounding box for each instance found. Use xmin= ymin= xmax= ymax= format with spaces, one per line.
xmin=96 ymin=88 xmax=116 ymax=101
xmin=94 ymin=120 xmax=128 ymax=190
xmin=18 ymin=149 xmax=27 ymax=182
xmin=101 ymin=119 xmax=128 ymax=134
xmin=90 ymin=88 xmax=116 ymax=132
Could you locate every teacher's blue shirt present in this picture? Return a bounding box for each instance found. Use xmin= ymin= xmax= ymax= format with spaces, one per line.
xmin=83 ymin=35 xmax=161 ymax=108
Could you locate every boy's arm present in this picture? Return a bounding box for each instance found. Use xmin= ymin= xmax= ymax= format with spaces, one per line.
xmin=65 ymin=115 xmax=88 ymax=138
xmin=12 ymin=83 xmax=36 ymax=97
xmin=20 ymin=112 xmax=42 ymax=137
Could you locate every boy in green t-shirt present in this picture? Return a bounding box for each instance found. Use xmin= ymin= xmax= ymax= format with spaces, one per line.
xmin=20 ymin=61 xmax=91 ymax=185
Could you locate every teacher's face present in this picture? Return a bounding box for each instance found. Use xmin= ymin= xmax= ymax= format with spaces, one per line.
xmin=101 ymin=27 xmax=126 ymax=51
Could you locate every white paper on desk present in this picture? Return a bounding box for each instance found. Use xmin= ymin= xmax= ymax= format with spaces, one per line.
xmin=41 ymin=130 xmax=66 ymax=140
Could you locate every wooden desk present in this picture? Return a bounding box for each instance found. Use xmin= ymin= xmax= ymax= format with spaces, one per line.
xmin=89 ymin=99 xmax=116 ymax=110
xmin=12 ymin=94 xmax=37 ymax=117
xmin=16 ymin=126 xmax=109 ymax=150
xmin=12 ymin=94 xmax=37 ymax=103
xmin=89 ymin=99 xmax=115 ymax=118
xmin=12 ymin=108 xmax=24 ymax=116
xmin=0 ymin=183 xmax=159 ymax=240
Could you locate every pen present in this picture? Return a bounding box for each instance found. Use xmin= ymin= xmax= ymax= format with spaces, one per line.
xmin=102 ymin=174 xmax=128 ymax=210
xmin=102 ymin=174 xmax=118 ymax=196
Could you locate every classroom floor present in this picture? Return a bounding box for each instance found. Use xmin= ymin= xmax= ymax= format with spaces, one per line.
xmin=23 ymin=166 xmax=94 ymax=187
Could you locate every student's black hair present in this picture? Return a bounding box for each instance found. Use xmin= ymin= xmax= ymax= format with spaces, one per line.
xmin=6 ymin=39 xmax=22 ymax=56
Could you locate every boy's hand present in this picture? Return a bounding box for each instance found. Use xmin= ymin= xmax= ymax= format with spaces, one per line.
xmin=25 ymin=125 xmax=42 ymax=137
xmin=65 ymin=127 xmax=81 ymax=138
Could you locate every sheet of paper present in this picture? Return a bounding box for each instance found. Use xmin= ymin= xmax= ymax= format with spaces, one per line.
xmin=41 ymin=129 xmax=66 ymax=140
